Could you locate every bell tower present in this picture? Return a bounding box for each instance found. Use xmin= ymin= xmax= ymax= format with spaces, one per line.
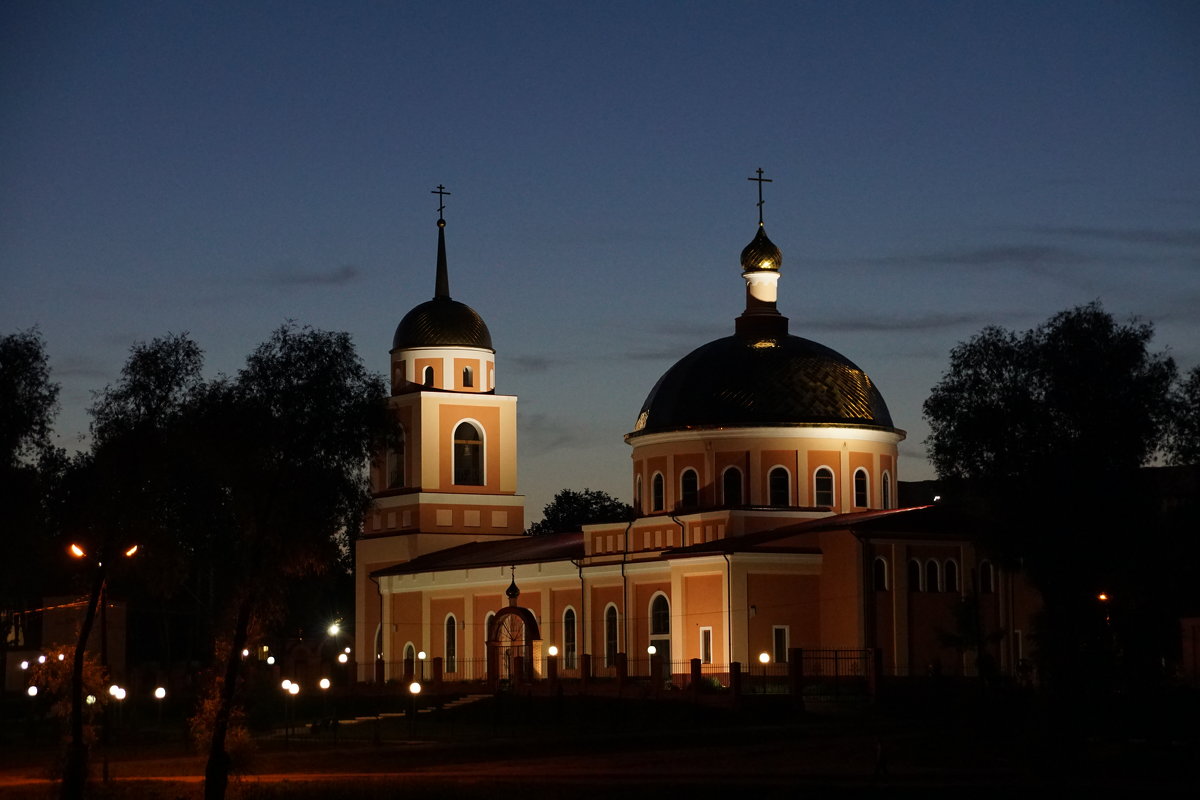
xmin=358 ymin=188 xmax=524 ymax=569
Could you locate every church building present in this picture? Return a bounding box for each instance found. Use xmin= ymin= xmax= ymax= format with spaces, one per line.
xmin=354 ymin=180 xmax=1035 ymax=686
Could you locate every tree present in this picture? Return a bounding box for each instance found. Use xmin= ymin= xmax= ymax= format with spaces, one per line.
xmin=60 ymin=324 xmax=391 ymax=800
xmin=924 ymin=302 xmax=1175 ymax=482
xmin=922 ymin=302 xmax=1178 ymax=698
xmin=527 ymin=488 xmax=633 ymax=535
xmin=0 ymin=327 xmax=60 ymax=468
xmin=189 ymin=324 xmax=390 ymax=800
xmin=1166 ymin=364 xmax=1200 ymax=466
xmin=0 ymin=330 xmax=62 ymax=726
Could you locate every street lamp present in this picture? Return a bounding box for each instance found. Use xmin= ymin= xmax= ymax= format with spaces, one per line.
xmin=64 ymin=540 xmax=139 ymax=799
xmin=154 ymin=687 xmax=166 ymax=726
xmin=758 ymin=652 xmax=770 ymax=694
xmin=408 ymin=681 xmax=421 ymax=738
xmin=417 ymin=650 xmax=427 ymax=681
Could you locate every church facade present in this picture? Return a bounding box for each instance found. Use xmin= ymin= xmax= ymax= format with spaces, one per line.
xmin=354 ymin=186 xmax=1035 ymax=685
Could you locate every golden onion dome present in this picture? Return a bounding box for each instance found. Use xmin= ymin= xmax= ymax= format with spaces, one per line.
xmin=740 ymin=224 xmax=782 ymax=272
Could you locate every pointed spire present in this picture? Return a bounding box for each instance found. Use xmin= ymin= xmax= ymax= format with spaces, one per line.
xmin=736 ymin=169 xmax=788 ymax=338
xmin=431 ymin=184 xmax=452 ymax=299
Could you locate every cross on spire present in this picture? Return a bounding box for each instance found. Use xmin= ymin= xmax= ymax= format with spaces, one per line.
xmin=431 ymin=184 xmax=451 ymax=220
xmin=747 ymin=168 xmax=772 ymax=225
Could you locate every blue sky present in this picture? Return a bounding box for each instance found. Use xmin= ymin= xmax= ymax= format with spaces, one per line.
xmin=3 ymin=1 xmax=1198 ymax=520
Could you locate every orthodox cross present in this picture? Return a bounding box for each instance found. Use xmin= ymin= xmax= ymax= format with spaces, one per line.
xmin=431 ymin=184 xmax=451 ymax=220
xmin=747 ymin=168 xmax=772 ymax=225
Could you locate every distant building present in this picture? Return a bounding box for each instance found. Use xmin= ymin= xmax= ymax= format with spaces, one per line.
xmin=354 ymin=188 xmax=1036 ymax=685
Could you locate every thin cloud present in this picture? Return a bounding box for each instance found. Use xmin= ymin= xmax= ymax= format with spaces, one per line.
xmin=860 ymin=244 xmax=1097 ymax=269
xmin=520 ymin=412 xmax=590 ymax=456
xmin=509 ymin=354 xmax=566 ymax=373
xmin=802 ymin=311 xmax=1027 ymax=335
xmin=1032 ymin=226 xmax=1200 ymax=248
xmin=267 ymin=264 xmax=361 ymax=287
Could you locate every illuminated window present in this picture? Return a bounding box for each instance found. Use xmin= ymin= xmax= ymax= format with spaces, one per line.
xmin=854 ymin=469 xmax=869 ymax=508
xmin=768 ymin=467 xmax=790 ymax=506
xmin=680 ymin=469 xmax=698 ymax=509
xmin=882 ymin=471 xmax=892 ymax=509
xmin=445 ymin=615 xmax=457 ymax=672
xmin=722 ymin=467 xmax=743 ymax=506
xmin=453 ymin=422 xmax=483 ymax=485
xmin=462 ymin=365 xmax=473 ymax=388
xmin=945 ymin=560 xmax=959 ymax=593
xmin=908 ymin=559 xmax=922 ymax=592
xmin=925 ymin=560 xmax=941 ymax=593
xmin=873 ymin=557 xmax=889 ymax=591
xmin=563 ymin=608 xmax=577 ymax=669
xmin=651 ymin=473 xmax=664 ymax=512
xmin=483 ymin=612 xmax=495 ymax=648
xmin=422 ymin=365 xmax=434 ymax=386
xmin=814 ymin=467 xmax=834 ymax=507
xmin=604 ymin=605 xmax=619 ymax=667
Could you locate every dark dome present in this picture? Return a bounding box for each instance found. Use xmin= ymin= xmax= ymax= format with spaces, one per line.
xmin=630 ymin=333 xmax=895 ymax=436
xmin=392 ymin=297 xmax=493 ymax=351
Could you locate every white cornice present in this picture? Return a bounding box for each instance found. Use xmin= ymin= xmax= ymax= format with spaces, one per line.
xmin=627 ymin=425 xmax=906 ymax=447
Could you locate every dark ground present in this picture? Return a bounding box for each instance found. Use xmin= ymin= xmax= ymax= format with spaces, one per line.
xmin=1 ymin=687 xmax=1197 ymax=798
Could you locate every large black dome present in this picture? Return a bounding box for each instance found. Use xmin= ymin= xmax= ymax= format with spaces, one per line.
xmin=630 ymin=332 xmax=895 ymax=436
xmin=392 ymin=297 xmax=493 ymax=351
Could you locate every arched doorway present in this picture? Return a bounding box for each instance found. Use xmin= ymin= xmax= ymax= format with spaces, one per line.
xmin=485 ymin=606 xmax=542 ymax=690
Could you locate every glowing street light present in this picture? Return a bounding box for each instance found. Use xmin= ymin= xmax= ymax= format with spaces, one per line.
xmin=407 ymin=681 xmax=421 ymax=737
xmin=327 ymin=623 xmax=340 ymax=636
xmin=548 ymin=645 xmax=559 ymax=657
xmin=27 ymin=685 xmax=38 ymax=697
xmin=647 ymin=645 xmax=657 ymax=656
xmin=337 ymin=652 xmax=348 ymax=664
xmin=758 ymin=652 xmax=771 ymax=665
xmin=319 ymin=678 xmax=330 ymax=690
xmin=154 ymin=686 xmax=167 ymax=700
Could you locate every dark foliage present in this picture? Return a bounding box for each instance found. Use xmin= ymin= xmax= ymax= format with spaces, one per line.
xmin=526 ymin=488 xmax=633 ymax=535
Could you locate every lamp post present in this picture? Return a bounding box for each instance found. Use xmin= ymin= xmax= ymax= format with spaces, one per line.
xmin=758 ymin=651 xmax=770 ymax=694
xmin=153 ymin=687 xmax=166 ymax=727
xmin=417 ymin=650 xmax=427 ymax=682
xmin=408 ymin=681 xmax=421 ymax=739
xmin=62 ymin=541 xmax=138 ymax=800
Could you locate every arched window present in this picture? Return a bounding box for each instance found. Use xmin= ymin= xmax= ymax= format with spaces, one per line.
xmin=386 ymin=427 xmax=406 ymax=489
xmin=445 ymin=615 xmax=457 ymax=672
xmin=925 ymin=560 xmax=941 ymax=593
xmin=854 ymin=469 xmax=869 ymax=508
xmin=979 ymin=561 xmax=995 ymax=594
xmin=650 ymin=594 xmax=670 ymax=636
xmin=722 ymin=467 xmax=743 ymax=506
xmin=873 ymin=557 xmax=889 ymax=591
xmin=649 ymin=593 xmax=671 ymax=666
xmin=422 ymin=365 xmax=435 ymax=386
xmin=680 ymin=469 xmax=698 ymax=509
xmin=483 ymin=612 xmax=495 ymax=647
xmin=453 ymin=422 xmax=483 ymax=485
xmin=604 ymin=605 xmax=619 ymax=667
xmin=403 ymin=642 xmax=416 ymax=680
xmin=651 ymin=473 xmax=664 ymax=512
xmin=882 ymin=471 xmax=892 ymax=510
xmin=907 ymin=559 xmax=922 ymax=592
xmin=563 ymin=608 xmax=577 ymax=669
xmin=945 ymin=560 xmax=959 ymax=593
xmin=768 ymin=467 xmax=790 ymax=507
xmin=635 ymin=475 xmax=643 ymax=515
xmin=462 ymin=365 xmax=473 ymax=388
xmin=814 ymin=467 xmax=835 ymax=507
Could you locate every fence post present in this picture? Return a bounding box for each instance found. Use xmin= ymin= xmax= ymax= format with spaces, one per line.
xmin=580 ymin=653 xmax=591 ymax=695
xmin=788 ymin=647 xmax=805 ymax=712
xmin=690 ymin=658 xmax=702 ymax=697
xmin=616 ymin=652 xmax=627 ymax=695
xmin=650 ymin=654 xmax=662 ymax=696
xmin=730 ymin=661 xmax=742 ymax=700
xmin=870 ymin=647 xmax=883 ymax=699
xmin=432 ymin=656 xmax=444 ymax=694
